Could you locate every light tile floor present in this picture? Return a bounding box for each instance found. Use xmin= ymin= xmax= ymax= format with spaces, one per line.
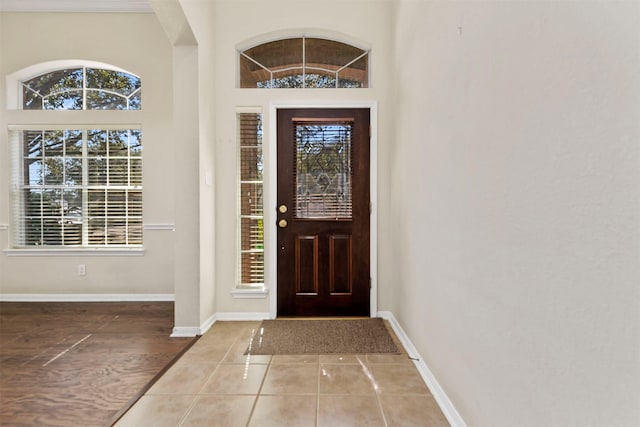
xmin=115 ymin=321 xmax=450 ymax=427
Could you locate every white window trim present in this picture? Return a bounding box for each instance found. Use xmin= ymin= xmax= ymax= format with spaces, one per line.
xmin=8 ymin=124 xmax=143 ymax=251
xmin=3 ymin=224 xmax=172 ymax=256
xmin=6 ymin=60 xmax=139 ymax=110
xmin=3 ymin=248 xmax=145 ymax=257
xmin=8 ymin=124 xmax=141 ymax=131
xmin=236 ymin=31 xmax=372 ymax=89
xmin=230 ymin=287 xmax=269 ymax=299
xmin=236 ymin=29 xmax=371 ymax=55
xmin=238 ymin=36 xmax=369 ymax=89
xmin=6 ymin=61 xmax=144 ymax=256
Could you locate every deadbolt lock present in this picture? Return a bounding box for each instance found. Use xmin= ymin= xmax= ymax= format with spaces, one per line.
xmin=278 ymin=204 xmax=288 ymax=214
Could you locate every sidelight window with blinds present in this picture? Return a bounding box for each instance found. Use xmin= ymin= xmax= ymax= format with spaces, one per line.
xmin=237 ymin=112 xmax=264 ymax=287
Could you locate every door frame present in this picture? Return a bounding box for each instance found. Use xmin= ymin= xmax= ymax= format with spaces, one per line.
xmin=267 ymin=101 xmax=378 ymax=319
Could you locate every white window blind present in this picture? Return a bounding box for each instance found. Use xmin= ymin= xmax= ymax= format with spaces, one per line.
xmin=237 ymin=113 xmax=264 ymax=286
xmin=9 ymin=128 xmax=142 ymax=248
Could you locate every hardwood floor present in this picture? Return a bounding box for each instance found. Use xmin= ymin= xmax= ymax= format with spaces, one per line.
xmin=0 ymin=302 xmax=195 ymax=427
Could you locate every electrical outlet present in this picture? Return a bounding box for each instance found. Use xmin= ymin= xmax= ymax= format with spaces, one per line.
xmin=78 ymin=264 xmax=86 ymax=276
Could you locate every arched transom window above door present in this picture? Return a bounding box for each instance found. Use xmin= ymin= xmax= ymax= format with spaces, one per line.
xmin=239 ymin=36 xmax=369 ymax=88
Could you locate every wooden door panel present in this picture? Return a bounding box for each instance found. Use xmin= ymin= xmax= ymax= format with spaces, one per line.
xmin=277 ymin=108 xmax=370 ymax=316
xmin=329 ymin=234 xmax=352 ymax=295
xmin=295 ymin=235 xmax=319 ymax=295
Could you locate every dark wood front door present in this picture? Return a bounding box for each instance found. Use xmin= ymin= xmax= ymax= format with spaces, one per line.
xmin=277 ymin=108 xmax=370 ymax=316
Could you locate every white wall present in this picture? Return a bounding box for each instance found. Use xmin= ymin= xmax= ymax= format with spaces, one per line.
xmin=175 ymin=0 xmax=218 ymax=328
xmin=0 ymin=13 xmax=176 ymax=296
xmin=390 ymin=1 xmax=640 ymax=426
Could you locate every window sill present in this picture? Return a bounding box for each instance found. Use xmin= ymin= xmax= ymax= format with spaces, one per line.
xmin=230 ymin=286 xmax=269 ymax=299
xmin=3 ymin=247 xmax=145 ymax=257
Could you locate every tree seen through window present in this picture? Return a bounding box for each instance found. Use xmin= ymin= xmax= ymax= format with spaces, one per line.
xmin=18 ymin=129 xmax=142 ymax=247
xmin=240 ymin=37 xmax=369 ymax=88
xmin=22 ymin=67 xmax=141 ymax=110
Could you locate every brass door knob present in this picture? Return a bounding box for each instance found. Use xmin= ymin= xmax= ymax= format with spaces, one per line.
xmin=278 ymin=219 xmax=288 ymax=228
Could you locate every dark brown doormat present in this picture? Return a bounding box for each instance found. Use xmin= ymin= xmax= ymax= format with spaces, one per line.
xmin=245 ymin=318 xmax=400 ymax=355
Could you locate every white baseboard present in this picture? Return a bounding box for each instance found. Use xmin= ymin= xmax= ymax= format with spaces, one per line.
xmin=170 ymin=326 xmax=201 ymax=338
xmin=171 ymin=312 xmax=271 ymax=338
xmin=378 ymin=311 xmax=467 ymax=427
xmin=0 ymin=294 xmax=175 ymax=302
xmin=197 ymin=311 xmax=271 ymax=335
xmin=214 ymin=312 xmax=272 ymax=321
xmin=198 ymin=312 xmax=217 ymax=335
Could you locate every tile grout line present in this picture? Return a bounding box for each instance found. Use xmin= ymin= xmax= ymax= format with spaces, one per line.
xmin=118 ymin=321 xmax=441 ymax=426
xmin=174 ymin=356 xmax=226 ymax=427
xmin=177 ymin=327 xmax=245 ymax=427
xmin=367 ymin=355 xmax=390 ymax=427
xmin=175 ymin=395 xmax=200 ymax=427
xmin=316 ymin=356 xmax=321 ymax=427
xmin=245 ymin=326 xmax=268 ymax=427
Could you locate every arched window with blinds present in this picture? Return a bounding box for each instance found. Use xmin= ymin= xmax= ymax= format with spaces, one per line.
xmin=8 ymin=63 xmax=143 ymax=249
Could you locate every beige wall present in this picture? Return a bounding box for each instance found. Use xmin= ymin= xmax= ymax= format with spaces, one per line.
xmin=390 ymin=1 xmax=640 ymax=426
xmin=175 ymin=0 xmax=217 ymax=328
xmin=0 ymin=13 xmax=176 ymax=295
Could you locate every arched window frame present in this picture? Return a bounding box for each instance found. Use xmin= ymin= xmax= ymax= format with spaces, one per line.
xmin=6 ymin=60 xmax=141 ymax=110
xmin=5 ymin=60 xmax=144 ymax=253
xmin=238 ymin=34 xmax=370 ymax=89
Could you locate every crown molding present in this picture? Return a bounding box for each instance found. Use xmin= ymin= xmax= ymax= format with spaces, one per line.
xmin=0 ymin=0 xmax=153 ymax=13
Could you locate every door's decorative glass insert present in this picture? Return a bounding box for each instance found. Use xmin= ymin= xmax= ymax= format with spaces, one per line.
xmin=22 ymin=67 xmax=141 ymax=110
xmin=11 ymin=129 xmax=142 ymax=247
xmin=294 ymin=121 xmax=353 ymax=219
xmin=238 ymin=113 xmax=264 ymax=286
xmin=239 ymin=37 xmax=368 ymax=88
